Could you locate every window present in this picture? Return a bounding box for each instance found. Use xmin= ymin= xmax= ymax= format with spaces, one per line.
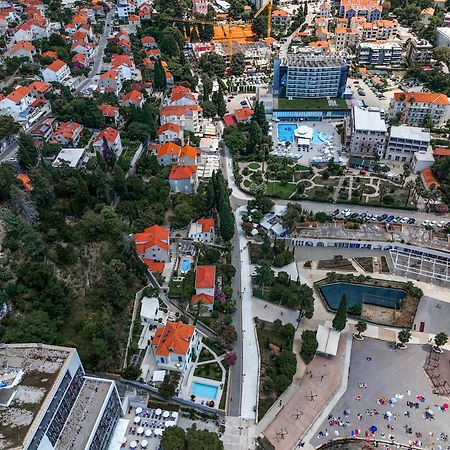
xmin=178 ymin=356 xmax=183 ymax=362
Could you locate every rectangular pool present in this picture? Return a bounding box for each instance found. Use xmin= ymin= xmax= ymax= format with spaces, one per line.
xmin=191 ymin=382 xmax=218 ymax=400
xmin=277 ymin=123 xmax=297 ymax=143
xmin=320 ymin=282 xmax=407 ymax=310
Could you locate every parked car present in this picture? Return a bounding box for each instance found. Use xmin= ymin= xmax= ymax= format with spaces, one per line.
xmin=378 ymin=214 xmax=388 ymax=221
xmin=350 ymin=212 xmax=359 ymax=219
xmin=408 ymin=218 xmax=416 ymax=224
xmin=359 ymin=213 xmax=367 ymax=220
xmin=386 ymin=215 xmax=395 ymax=222
xmin=331 ymin=209 xmax=340 ymax=216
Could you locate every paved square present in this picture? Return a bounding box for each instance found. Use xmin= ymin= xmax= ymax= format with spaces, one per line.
xmin=310 ymin=338 xmax=450 ymax=448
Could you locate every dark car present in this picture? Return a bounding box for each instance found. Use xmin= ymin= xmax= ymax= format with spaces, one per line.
xmin=386 ymin=215 xmax=395 ymax=222
xmin=358 ymin=213 xmax=367 ymax=220
xmin=350 ymin=213 xmax=359 ymax=219
xmin=378 ymin=214 xmax=388 ymax=221
xmin=331 ymin=209 xmax=340 ymax=216
xmin=408 ymin=218 xmax=416 ymax=224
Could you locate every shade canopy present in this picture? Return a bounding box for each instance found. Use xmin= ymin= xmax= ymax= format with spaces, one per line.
xmin=137 ymin=427 xmax=144 ymax=435
xmin=145 ymin=429 xmax=152 ymax=437
xmin=134 ymin=416 xmax=141 ymax=424
xmin=155 ymin=408 xmax=162 ymax=415
xmin=163 ymin=411 xmax=170 ymax=418
xmin=130 ymin=442 xmax=137 ymax=449
xmin=141 ymin=440 xmax=148 ymax=448
xmin=136 ymin=407 xmax=143 ymax=414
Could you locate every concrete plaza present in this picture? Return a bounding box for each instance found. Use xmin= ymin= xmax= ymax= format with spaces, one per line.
xmin=310 ymin=338 xmax=450 ymax=449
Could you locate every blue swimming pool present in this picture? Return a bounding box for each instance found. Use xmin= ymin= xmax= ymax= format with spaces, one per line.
xmin=320 ymin=282 xmax=407 ymax=310
xmin=277 ymin=124 xmax=330 ymax=145
xmin=191 ymin=382 xmax=218 ymax=400
xmin=180 ymin=258 xmax=191 ymax=273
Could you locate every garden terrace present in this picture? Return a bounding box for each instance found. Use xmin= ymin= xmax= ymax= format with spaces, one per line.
xmin=277 ymin=97 xmax=348 ymax=110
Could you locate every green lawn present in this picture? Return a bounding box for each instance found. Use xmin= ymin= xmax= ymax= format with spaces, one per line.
xmin=194 ymin=362 xmax=223 ymax=381
xmin=198 ymin=347 xmax=215 ymax=363
xmin=243 ymin=179 xmax=251 ymax=188
xmin=266 ymin=181 xmax=297 ymax=199
xmin=277 ymin=97 xmax=348 ymax=111
xmin=248 ymin=162 xmax=261 ymax=170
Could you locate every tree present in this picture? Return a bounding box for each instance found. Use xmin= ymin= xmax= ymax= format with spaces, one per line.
xmin=231 ymin=52 xmax=246 ymax=75
xmin=122 ymin=364 xmax=141 ymax=380
xmin=18 ymin=133 xmax=38 ymax=169
xmin=397 ymin=329 xmax=411 ymax=348
xmin=127 ymin=122 xmax=151 ymax=142
xmin=300 ymin=329 xmax=318 ymax=364
xmin=247 ymin=121 xmax=263 ymax=155
xmin=212 ymin=87 xmax=227 ymax=118
xmin=332 ymin=294 xmax=348 ymax=331
xmin=174 ymin=201 xmax=193 ymax=228
xmin=251 ymin=101 xmax=269 ymax=135
xmin=160 ymin=426 xmax=186 ymax=450
xmin=201 ymin=100 xmax=217 ymax=118
xmin=297 ymin=284 xmax=314 ymax=319
xmin=161 ymin=33 xmax=180 ymax=58
xmin=186 ymin=426 xmax=224 ymax=450
xmin=198 ymin=52 xmax=226 ymax=78
xmin=355 ymin=320 xmax=367 ymax=338
xmin=434 ymin=46 xmax=450 ymax=67
xmin=405 ymin=179 xmax=415 ymax=206
xmin=222 ymin=126 xmax=246 ymax=155
xmin=223 ymin=351 xmax=237 ymax=366
xmin=229 ymin=0 xmax=245 ymax=19
xmin=250 ymin=194 xmax=274 ymax=214
xmin=434 ymin=332 xmax=448 ymax=351
xmin=154 ymin=59 xmax=167 ymax=91
xmin=254 ymin=262 xmax=274 ymax=288
xmin=402 ymin=163 xmax=411 ymax=187
xmin=159 ymin=372 xmax=180 ymax=398
xmin=0 ymin=116 xmax=20 ymax=141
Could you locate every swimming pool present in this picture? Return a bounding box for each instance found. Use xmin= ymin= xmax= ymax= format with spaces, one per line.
xmin=277 ymin=124 xmax=330 ymax=145
xmin=320 ymin=282 xmax=406 ymax=310
xmin=180 ymin=258 xmax=191 ymax=273
xmin=191 ymin=382 xmax=218 ymax=400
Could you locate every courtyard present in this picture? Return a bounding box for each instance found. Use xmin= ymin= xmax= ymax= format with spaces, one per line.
xmin=310 ymin=338 xmax=450 ymax=448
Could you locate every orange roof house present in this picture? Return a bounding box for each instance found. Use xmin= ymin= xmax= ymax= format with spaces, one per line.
xmin=433 ymin=148 xmax=450 ymax=158
xmin=421 ymin=168 xmax=441 ymax=190
xmin=143 ymin=260 xmax=164 ymax=273
xmin=121 ymin=89 xmax=144 ymax=107
xmin=234 ymin=107 xmax=253 ymax=123
xmin=151 ymin=321 xmax=196 ymax=357
xmin=133 ymin=225 xmax=170 ymax=259
xmin=94 ymin=127 xmax=119 ymax=145
xmin=168 ymin=165 xmax=196 ymax=180
xmin=191 ymin=293 xmax=214 ymax=306
xmin=393 ymin=92 xmax=450 ymax=105
xmin=42 ymin=50 xmax=57 ymax=59
xmin=197 ymin=218 xmax=214 ymax=232
xmin=157 ymin=123 xmax=182 ymax=135
xmin=98 ymin=104 xmax=119 ymax=118
xmin=195 ymin=265 xmax=216 ymax=290
xmin=17 ymin=174 xmax=32 ymax=190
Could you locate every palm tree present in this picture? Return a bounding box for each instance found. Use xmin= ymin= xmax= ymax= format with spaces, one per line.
xmin=433 ymin=332 xmax=448 ymax=353
xmin=397 ymin=329 xmax=411 ymax=349
xmin=405 ymin=179 xmax=415 ymax=206
xmin=353 ymin=320 xmax=367 ymax=340
xmin=402 ymin=164 xmax=411 ymax=187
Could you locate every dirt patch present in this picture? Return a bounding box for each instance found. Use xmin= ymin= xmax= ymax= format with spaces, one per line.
xmin=354 ymin=257 xmax=374 ymax=273
xmin=269 ymin=343 xmax=281 ymax=353
xmin=318 ymin=258 xmax=356 ymax=271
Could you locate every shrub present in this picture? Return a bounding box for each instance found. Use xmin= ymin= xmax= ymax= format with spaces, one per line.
xmin=300 ymin=330 xmax=318 ymax=364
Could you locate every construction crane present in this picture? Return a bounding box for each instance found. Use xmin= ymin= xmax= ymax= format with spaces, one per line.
xmin=254 ymin=0 xmax=272 ymax=40
xmin=163 ymin=16 xmax=243 ymax=61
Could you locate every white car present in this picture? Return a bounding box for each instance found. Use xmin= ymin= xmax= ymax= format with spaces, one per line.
xmin=430 ymin=221 xmax=438 ymax=226
xmin=437 ymin=221 xmax=446 ymax=228
xmin=422 ymin=220 xmax=430 ymax=226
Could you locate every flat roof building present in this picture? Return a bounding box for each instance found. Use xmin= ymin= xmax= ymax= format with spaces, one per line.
xmin=356 ymin=41 xmax=402 ymax=66
xmin=0 ymin=343 xmax=122 ymax=450
xmin=385 ymin=125 xmax=431 ymax=162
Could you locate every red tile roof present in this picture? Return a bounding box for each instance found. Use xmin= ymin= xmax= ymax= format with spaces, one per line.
xmin=197 ymin=217 xmax=214 ymax=232
xmin=121 ymin=89 xmax=143 ymax=106
xmin=160 ymin=105 xmax=202 ymax=117
xmin=6 ymin=86 xmax=31 ymax=103
xmin=151 ymin=321 xmax=195 ymax=356
xmin=17 ymin=173 xmax=32 ymax=190
xmin=94 ymin=127 xmax=119 ymax=144
xmin=141 ymin=36 xmax=156 ymax=44
xmin=394 ymin=92 xmax=450 ymax=105
xmin=98 ymin=104 xmax=119 ymax=117
xmin=11 ymin=40 xmax=35 ymax=53
xmin=195 ymin=265 xmax=216 ymax=289
xmin=169 ymin=165 xmax=196 ymax=180
xmin=171 ymin=86 xmax=195 ymax=102
xmin=422 ymin=168 xmax=441 ymax=189
xmin=191 ymin=293 xmax=214 ymax=305
xmin=433 ymin=148 xmax=450 ymax=157
xmin=111 ymin=53 xmax=134 ymax=69
xmin=143 ymin=260 xmax=164 ymax=273
xmin=223 ymin=114 xmax=238 ymax=127
xmin=133 ymin=225 xmax=169 ymax=252
xmin=157 ymin=123 xmax=181 ymax=135
xmin=158 ymin=142 xmax=181 ymax=157
xmin=46 ymin=59 xmax=67 ymax=72
xmin=234 ymin=107 xmax=253 ymax=122
xmin=28 ymin=81 xmax=50 ymax=93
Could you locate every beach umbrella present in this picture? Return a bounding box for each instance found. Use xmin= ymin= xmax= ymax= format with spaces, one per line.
xmin=165 ymin=421 xmax=176 ymax=427
xmin=427 ymin=408 xmax=434 ymax=415
xmin=390 ymin=397 xmax=397 ymax=404
xmin=130 ymin=442 xmax=137 ymax=449
xmin=155 ymin=408 xmax=162 ymax=416
xmin=171 ymin=411 xmax=178 ymax=419
xmin=443 ymin=404 xmax=449 ymax=409
xmin=154 ymin=429 xmax=163 ymax=437
xmin=163 ymin=411 xmax=170 ymax=418
xmin=386 ymin=411 xmax=393 ymax=417
xmin=145 ymin=429 xmax=152 ymax=437
xmin=137 ymin=427 xmax=144 ymax=435
xmin=141 ymin=440 xmax=148 ymax=448
xmin=371 ymin=426 xmax=377 ymax=432
xmin=134 ymin=416 xmax=141 ymax=424
xmin=136 ymin=407 xmax=143 ymax=414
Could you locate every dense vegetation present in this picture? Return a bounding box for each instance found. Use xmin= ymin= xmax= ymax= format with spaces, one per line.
xmin=160 ymin=425 xmax=224 ymax=450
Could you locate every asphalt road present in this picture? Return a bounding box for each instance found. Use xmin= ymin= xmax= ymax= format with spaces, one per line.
xmin=75 ymin=9 xmax=114 ymax=95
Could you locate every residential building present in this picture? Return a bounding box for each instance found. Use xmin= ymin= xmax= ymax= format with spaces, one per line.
xmin=53 ymin=147 xmax=86 ymax=168
xmin=31 ymin=117 xmax=58 ymax=143
xmin=133 ymin=225 xmax=170 ymax=262
xmin=405 ymin=38 xmax=433 ymax=65
xmin=420 ymin=166 xmax=440 ymax=189
xmin=120 ymin=89 xmax=144 ymax=108
xmin=93 ymin=127 xmax=123 ymax=157
xmin=188 ymin=217 xmax=215 ymax=244
xmin=141 ymin=36 xmax=157 ymax=48
xmin=160 ymin=105 xmax=203 ymax=132
xmin=273 ymin=50 xmax=349 ymax=98
xmin=140 ymin=296 xmax=166 ymax=327
xmin=191 ymin=265 xmax=216 ymax=311
xmin=349 ymin=106 xmax=387 ymax=157
xmin=411 ymin=151 xmax=435 ymax=174
xmin=42 ymin=59 xmax=70 ymax=83
xmin=235 ymin=107 xmax=254 ymax=123
xmin=167 ymin=86 xmax=197 ymax=107
xmin=111 ymin=53 xmax=135 ymax=80
xmin=168 ymin=165 xmax=197 ymax=194
xmin=0 ymin=85 xmax=35 ymax=118
xmin=97 ymin=70 xmax=122 ymax=95
xmin=199 ymin=136 xmax=219 ymax=154
xmin=334 ymin=27 xmax=361 ymax=50
xmin=157 ymin=123 xmax=183 ymax=144
xmin=444 ymin=13 xmax=450 ymax=27
xmin=385 ymin=125 xmax=431 ymax=162
xmin=339 ymin=0 xmax=382 ymax=22
xmin=318 ymin=1 xmax=331 ymax=18
xmin=193 ymin=0 xmax=208 ymax=15
xmin=51 ymin=121 xmax=83 ymax=146
xmin=436 ymin=27 xmax=450 ymax=47
xmin=355 ymin=42 xmax=402 ymax=66
xmin=361 ymin=19 xmax=398 ymax=41
xmin=0 ymin=343 xmax=122 ymax=450
xmin=151 ymin=321 xmax=201 ymax=373
xmin=117 ymin=0 xmax=136 ymax=19
xmin=9 ymin=40 xmax=35 ymax=59
xmin=156 ymin=142 xmax=197 ymax=165
xmin=388 ymin=92 xmax=450 ymax=127
xmin=98 ymin=104 xmax=120 ymax=125
xmin=128 ymin=13 xmax=140 ymax=26
xmin=272 ymin=9 xmax=291 ymax=27
xmin=433 ymin=147 xmax=450 ymax=159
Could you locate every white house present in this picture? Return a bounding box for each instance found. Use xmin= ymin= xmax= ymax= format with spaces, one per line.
xmin=0 ymin=86 xmax=34 ymax=118
xmin=111 ymin=53 xmax=135 ymax=80
xmin=151 ymin=321 xmax=201 ymax=374
xmin=157 ymin=123 xmax=183 ymax=144
xmin=93 ymin=127 xmax=123 ymax=157
xmin=52 ymin=148 xmax=86 ymax=169
xmin=133 ymin=225 xmax=170 ymax=263
xmin=168 ymin=165 xmax=197 ymax=194
xmin=191 ymin=265 xmax=216 ymax=311
xmin=140 ymin=296 xmax=167 ymax=328
xmin=42 ymin=59 xmax=70 ymax=83
xmin=188 ymin=218 xmax=215 ymax=244
xmin=160 ymin=105 xmax=203 ymax=133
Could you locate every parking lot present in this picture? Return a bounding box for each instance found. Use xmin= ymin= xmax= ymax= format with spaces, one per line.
xmin=226 ymin=92 xmax=255 ymax=114
xmin=348 ymin=77 xmax=396 ymax=111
